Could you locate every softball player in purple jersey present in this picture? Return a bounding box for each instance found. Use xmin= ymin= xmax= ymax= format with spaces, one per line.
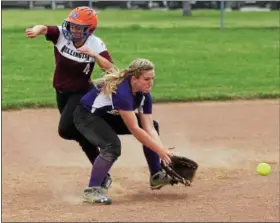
xmin=74 ymin=58 xmax=175 ymax=205
xmin=25 ymin=7 xmax=114 ymax=190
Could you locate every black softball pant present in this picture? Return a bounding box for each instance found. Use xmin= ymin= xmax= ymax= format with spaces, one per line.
xmin=55 ymin=90 xmax=99 ymax=164
xmin=73 ymin=104 xmax=160 ymax=163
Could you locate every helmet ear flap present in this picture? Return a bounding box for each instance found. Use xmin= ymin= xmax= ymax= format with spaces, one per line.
xmin=62 ymin=20 xmax=72 ymax=41
xmin=66 ymin=23 xmax=70 ymax=31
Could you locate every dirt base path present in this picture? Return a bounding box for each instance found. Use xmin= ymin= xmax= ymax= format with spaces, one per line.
xmin=2 ymin=100 xmax=279 ymax=222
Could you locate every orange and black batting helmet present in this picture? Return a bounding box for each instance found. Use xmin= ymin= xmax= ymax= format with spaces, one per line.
xmin=62 ymin=6 xmax=98 ymax=42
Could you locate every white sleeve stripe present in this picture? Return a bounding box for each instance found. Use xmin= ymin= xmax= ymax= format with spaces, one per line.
xmin=138 ymin=96 xmax=145 ymax=113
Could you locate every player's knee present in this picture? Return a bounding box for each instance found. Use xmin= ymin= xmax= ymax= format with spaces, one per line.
xmin=58 ymin=125 xmax=68 ymax=139
xmin=58 ymin=125 xmax=74 ymax=140
xmin=153 ymin=120 xmax=160 ymax=134
xmin=100 ymin=140 xmax=121 ymax=163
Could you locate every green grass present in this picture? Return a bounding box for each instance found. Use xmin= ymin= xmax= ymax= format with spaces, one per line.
xmin=2 ymin=9 xmax=279 ymax=109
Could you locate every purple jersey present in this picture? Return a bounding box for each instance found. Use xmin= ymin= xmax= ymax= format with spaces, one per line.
xmin=45 ymin=26 xmax=112 ymax=93
xmin=80 ymin=77 xmax=152 ymax=115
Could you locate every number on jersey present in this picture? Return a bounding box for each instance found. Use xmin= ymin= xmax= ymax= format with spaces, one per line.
xmin=83 ymin=63 xmax=91 ymax=75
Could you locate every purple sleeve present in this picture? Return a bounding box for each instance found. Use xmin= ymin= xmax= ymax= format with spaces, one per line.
xmin=141 ymin=93 xmax=152 ymax=114
xmin=45 ymin=26 xmax=60 ymax=44
xmin=112 ymin=94 xmax=133 ymax=111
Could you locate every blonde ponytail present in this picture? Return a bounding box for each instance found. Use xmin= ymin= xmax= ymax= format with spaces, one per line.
xmin=94 ymin=68 xmax=131 ymax=95
xmin=94 ymin=58 xmax=154 ymax=95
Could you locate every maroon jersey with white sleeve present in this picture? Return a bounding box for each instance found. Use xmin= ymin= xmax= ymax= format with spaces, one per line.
xmin=45 ymin=26 xmax=112 ymax=93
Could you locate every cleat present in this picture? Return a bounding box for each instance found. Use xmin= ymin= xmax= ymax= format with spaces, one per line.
xmin=83 ymin=186 xmax=112 ymax=205
xmin=150 ymin=169 xmax=175 ymax=190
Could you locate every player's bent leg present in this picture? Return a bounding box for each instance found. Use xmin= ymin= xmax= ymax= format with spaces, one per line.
xmin=142 ymin=120 xmax=162 ymax=175
xmin=84 ymin=143 xmax=121 ymax=205
xmin=76 ymin=133 xmax=100 ymax=164
xmin=58 ymin=121 xmax=77 ymax=140
xmin=76 ymin=134 xmax=113 ymax=192
xmin=142 ymin=120 xmax=175 ymax=190
xmin=58 ymin=93 xmax=85 ymax=140
xmin=97 ymin=142 xmax=121 ymax=193
xmin=85 ymin=137 xmax=121 ymax=204
xmin=74 ymin=106 xmax=121 ymax=204
xmin=58 ymin=95 xmax=113 ymax=191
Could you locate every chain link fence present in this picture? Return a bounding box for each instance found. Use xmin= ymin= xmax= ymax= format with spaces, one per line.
xmin=2 ymin=1 xmax=279 ymax=10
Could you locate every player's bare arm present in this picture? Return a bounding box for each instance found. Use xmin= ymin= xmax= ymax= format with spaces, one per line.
xmin=25 ymin=25 xmax=47 ymax=38
xmin=77 ymin=47 xmax=114 ymax=72
xmin=139 ymin=113 xmax=164 ymax=145
xmin=119 ymin=110 xmax=171 ymax=164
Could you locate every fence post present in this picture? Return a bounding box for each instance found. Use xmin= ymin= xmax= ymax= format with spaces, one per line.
xmin=220 ymin=0 xmax=225 ymax=29
xmin=182 ymin=1 xmax=192 ymax=16
xmin=89 ymin=0 xmax=93 ymax=8
xmin=51 ymin=0 xmax=56 ymax=9
xmin=28 ymin=1 xmax=34 ymax=9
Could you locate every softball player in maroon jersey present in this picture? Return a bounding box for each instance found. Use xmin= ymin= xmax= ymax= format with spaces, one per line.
xmin=25 ymin=6 xmax=114 ymax=190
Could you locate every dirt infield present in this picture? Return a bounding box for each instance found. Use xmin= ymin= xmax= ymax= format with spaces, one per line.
xmin=2 ymin=100 xmax=279 ymax=222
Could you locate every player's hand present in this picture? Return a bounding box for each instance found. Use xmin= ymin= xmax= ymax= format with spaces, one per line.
xmin=158 ymin=148 xmax=173 ymax=165
xmin=25 ymin=27 xmax=39 ymax=38
xmin=77 ymin=47 xmax=96 ymax=58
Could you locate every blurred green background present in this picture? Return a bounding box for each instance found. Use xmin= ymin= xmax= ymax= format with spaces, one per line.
xmin=2 ymin=9 xmax=279 ymax=109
